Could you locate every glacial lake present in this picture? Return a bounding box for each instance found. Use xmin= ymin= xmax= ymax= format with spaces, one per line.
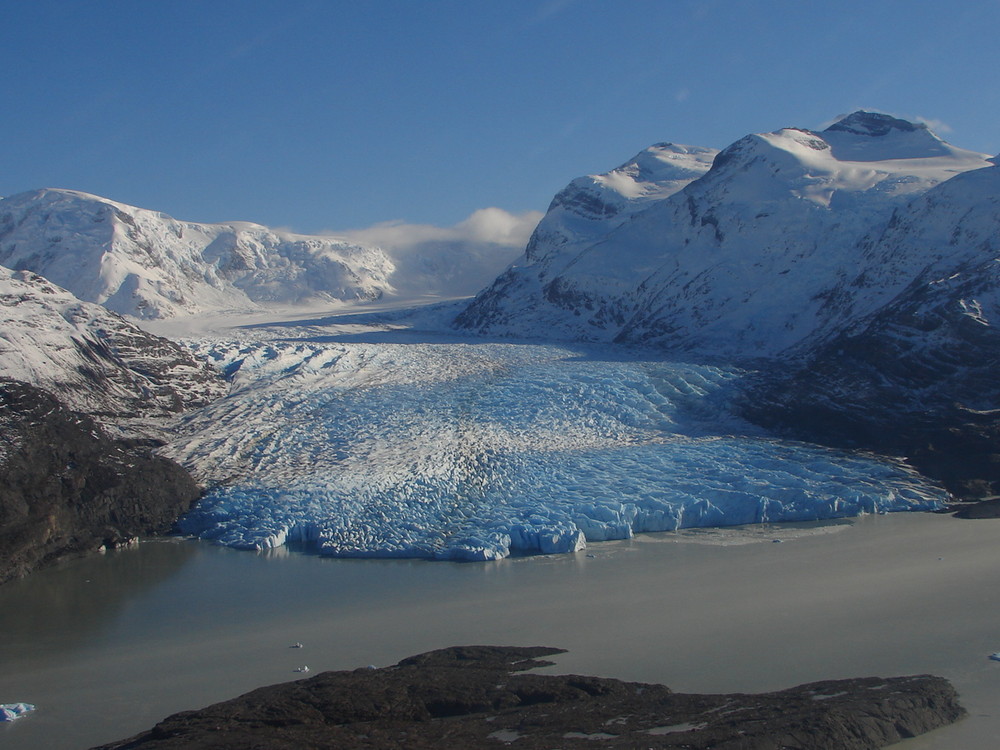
xmin=2 ymin=511 xmax=999 ymax=750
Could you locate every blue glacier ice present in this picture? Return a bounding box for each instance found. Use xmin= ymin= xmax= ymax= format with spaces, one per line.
xmin=0 ymin=703 xmax=35 ymax=722
xmin=169 ymin=340 xmax=947 ymax=561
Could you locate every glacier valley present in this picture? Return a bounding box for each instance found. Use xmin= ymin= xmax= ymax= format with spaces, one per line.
xmin=163 ymin=313 xmax=947 ymax=561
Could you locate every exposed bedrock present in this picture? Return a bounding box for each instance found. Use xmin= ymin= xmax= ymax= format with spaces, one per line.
xmin=93 ymin=645 xmax=964 ymax=750
xmin=0 ymin=379 xmax=201 ymax=584
xmin=739 ymin=301 xmax=1000 ymax=503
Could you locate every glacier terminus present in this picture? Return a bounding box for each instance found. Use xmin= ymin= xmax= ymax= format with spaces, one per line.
xmin=167 ymin=330 xmax=946 ymax=561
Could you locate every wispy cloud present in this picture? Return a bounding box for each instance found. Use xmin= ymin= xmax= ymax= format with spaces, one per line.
xmin=331 ymin=207 xmax=543 ymax=254
xmin=527 ymin=0 xmax=581 ymax=26
xmin=913 ymin=116 xmax=952 ymax=134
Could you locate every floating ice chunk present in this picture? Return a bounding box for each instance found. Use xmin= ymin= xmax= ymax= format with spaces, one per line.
xmin=0 ymin=703 xmax=35 ymax=722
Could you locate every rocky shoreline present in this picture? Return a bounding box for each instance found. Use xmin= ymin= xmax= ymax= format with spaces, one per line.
xmin=93 ymin=645 xmax=964 ymax=750
xmin=0 ymin=379 xmax=201 ymax=585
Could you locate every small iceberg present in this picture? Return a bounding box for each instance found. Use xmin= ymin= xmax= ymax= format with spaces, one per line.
xmin=0 ymin=703 xmax=35 ymax=722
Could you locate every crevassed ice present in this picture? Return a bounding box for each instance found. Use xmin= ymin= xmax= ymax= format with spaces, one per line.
xmin=0 ymin=703 xmax=35 ymax=722
xmin=169 ymin=340 xmax=946 ymax=561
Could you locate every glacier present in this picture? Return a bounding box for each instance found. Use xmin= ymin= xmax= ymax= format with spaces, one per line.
xmin=167 ymin=331 xmax=947 ymax=561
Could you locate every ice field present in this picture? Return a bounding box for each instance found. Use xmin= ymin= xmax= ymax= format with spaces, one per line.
xmin=165 ymin=335 xmax=948 ymax=560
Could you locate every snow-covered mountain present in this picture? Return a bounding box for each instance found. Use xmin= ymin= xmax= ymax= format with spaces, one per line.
xmin=0 ymin=266 xmax=226 ymax=424
xmin=528 ymin=141 xmax=721 ymax=263
xmin=0 ymin=189 xmax=396 ymax=319
xmin=456 ymin=112 xmax=993 ymax=358
xmin=0 ymin=266 xmax=229 ymax=581
xmin=454 ymin=142 xmax=718 ymax=340
xmin=743 ymin=157 xmax=1000 ymax=496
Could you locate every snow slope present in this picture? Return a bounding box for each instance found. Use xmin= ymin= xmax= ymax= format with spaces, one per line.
xmin=166 ymin=334 xmax=945 ymax=561
xmin=0 ymin=189 xmax=396 ymax=319
xmin=455 ymin=142 xmax=717 ymax=339
xmin=811 ymin=155 xmax=1000 ymax=348
xmin=456 ymin=112 xmax=993 ymax=357
xmin=0 ymin=266 xmax=225 ymax=423
xmin=742 ymin=158 xmax=1000 ymax=494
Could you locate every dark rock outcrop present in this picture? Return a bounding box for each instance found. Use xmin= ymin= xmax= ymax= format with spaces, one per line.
xmin=740 ymin=262 xmax=1000 ymax=500
xmin=0 ymin=379 xmax=201 ymax=584
xmin=740 ymin=157 xmax=1000 ymax=503
xmin=93 ymin=645 xmax=964 ymax=749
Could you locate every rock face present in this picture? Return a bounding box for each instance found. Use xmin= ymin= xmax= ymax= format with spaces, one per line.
xmin=0 ymin=379 xmax=201 ymax=584
xmin=0 ymin=189 xmax=395 ymax=319
xmin=0 ymin=267 xmax=228 ymax=581
xmin=0 ymin=266 xmax=227 ymax=424
xmin=93 ymin=645 xmax=964 ymax=750
xmin=741 ymin=159 xmax=1000 ymax=498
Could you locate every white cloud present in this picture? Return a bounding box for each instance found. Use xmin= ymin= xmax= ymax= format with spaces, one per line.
xmin=331 ymin=207 xmax=543 ymax=254
xmin=323 ymin=208 xmax=545 ymax=299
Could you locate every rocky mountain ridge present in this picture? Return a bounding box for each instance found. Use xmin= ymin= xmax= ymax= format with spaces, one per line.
xmin=0 ymin=265 xmax=226 ymax=427
xmin=0 ymin=379 xmax=203 ymax=584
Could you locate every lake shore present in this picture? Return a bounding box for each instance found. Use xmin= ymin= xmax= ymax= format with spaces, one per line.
xmin=1 ymin=511 xmax=998 ymax=749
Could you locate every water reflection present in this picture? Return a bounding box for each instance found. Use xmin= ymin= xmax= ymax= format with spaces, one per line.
xmin=3 ymin=515 xmax=998 ymax=750
xmin=0 ymin=540 xmax=197 ymax=669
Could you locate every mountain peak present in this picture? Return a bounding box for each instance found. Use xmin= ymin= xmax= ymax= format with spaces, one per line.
xmin=824 ymin=111 xmax=927 ymax=137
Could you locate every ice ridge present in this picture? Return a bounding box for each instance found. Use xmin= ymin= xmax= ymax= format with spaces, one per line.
xmin=169 ymin=340 xmax=947 ymax=561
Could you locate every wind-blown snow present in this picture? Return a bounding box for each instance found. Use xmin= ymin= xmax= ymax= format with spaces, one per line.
xmin=167 ymin=336 xmax=946 ymax=561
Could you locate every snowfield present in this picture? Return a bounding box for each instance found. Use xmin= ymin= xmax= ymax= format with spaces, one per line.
xmin=164 ymin=323 xmax=947 ymax=561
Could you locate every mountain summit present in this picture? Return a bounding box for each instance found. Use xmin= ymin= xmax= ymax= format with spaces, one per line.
xmin=0 ymin=189 xmax=396 ymax=319
xmin=455 ymin=112 xmax=992 ymax=358
xmin=825 ymin=110 xmax=927 ymax=137
xmin=821 ymin=110 xmax=957 ymax=161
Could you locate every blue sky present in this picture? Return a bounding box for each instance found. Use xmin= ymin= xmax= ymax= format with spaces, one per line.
xmin=2 ymin=1 xmax=998 ymax=235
